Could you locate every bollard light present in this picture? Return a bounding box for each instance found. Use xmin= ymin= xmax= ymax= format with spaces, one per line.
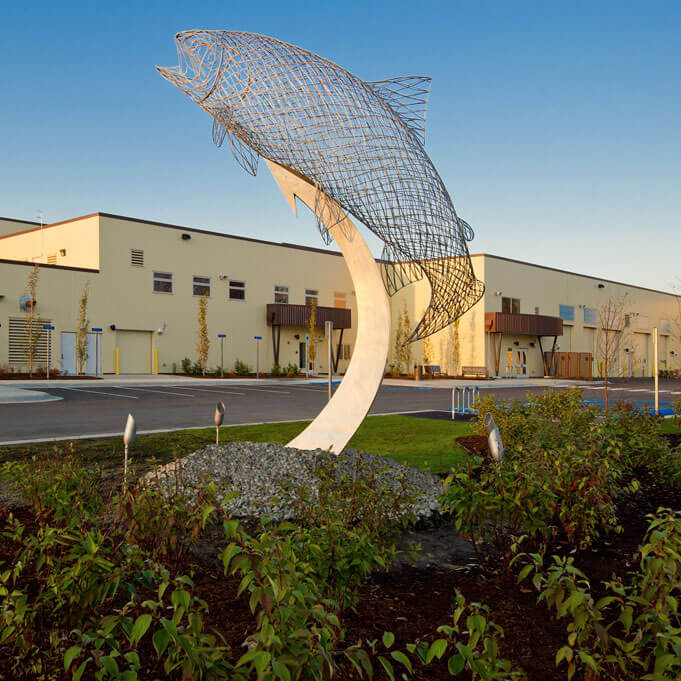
xmin=483 ymin=412 xmax=504 ymax=464
xmin=214 ymin=401 xmax=225 ymax=444
xmin=123 ymin=413 xmax=137 ymax=491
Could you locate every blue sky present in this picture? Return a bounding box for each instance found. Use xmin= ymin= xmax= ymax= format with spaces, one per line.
xmin=1 ymin=1 xmax=679 ymax=291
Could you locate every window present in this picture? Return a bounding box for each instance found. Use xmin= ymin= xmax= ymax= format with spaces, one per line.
xmin=338 ymin=344 xmax=352 ymax=360
xmin=153 ymin=271 xmax=173 ymax=293
xmin=131 ymin=249 xmax=144 ymax=267
xmin=534 ymin=307 xmax=540 ymax=315
xmin=583 ymin=307 xmax=598 ymax=324
xmin=274 ymin=285 xmax=289 ymax=304
xmin=559 ymin=305 xmax=575 ymax=322
xmin=502 ymin=297 xmax=520 ymax=314
xmin=636 ymin=315 xmax=649 ymax=331
xmin=229 ymin=280 xmax=246 ymax=300
xmin=333 ymin=292 xmax=346 ymax=309
xmin=305 ymin=289 xmax=319 ymax=306
xmin=193 ymin=275 xmax=210 ymax=297
xmin=660 ymin=319 xmax=672 ymax=334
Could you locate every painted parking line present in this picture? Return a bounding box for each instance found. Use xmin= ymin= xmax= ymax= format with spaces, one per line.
xmin=626 ymin=389 xmax=650 ymax=393
xmin=167 ymin=385 xmax=247 ymax=396
xmin=116 ymin=386 xmax=196 ymax=398
xmin=237 ymin=386 xmax=292 ymax=394
xmin=57 ymin=386 xmax=139 ymax=399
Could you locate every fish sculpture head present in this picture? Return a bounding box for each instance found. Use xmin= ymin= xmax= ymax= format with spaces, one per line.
xmin=156 ymin=30 xmax=250 ymax=108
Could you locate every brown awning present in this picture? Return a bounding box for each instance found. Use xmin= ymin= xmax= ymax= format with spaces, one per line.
xmin=485 ymin=312 xmax=563 ymax=336
xmin=266 ymin=303 xmax=351 ymax=329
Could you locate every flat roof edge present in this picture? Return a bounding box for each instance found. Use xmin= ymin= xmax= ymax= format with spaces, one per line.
xmin=0 ymin=258 xmax=99 ymax=274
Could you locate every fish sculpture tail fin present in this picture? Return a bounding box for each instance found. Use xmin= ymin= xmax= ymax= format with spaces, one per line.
xmin=405 ymin=259 xmax=485 ymax=343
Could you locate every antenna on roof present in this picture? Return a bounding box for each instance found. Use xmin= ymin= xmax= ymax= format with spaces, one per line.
xmin=36 ymin=210 xmax=45 ymax=260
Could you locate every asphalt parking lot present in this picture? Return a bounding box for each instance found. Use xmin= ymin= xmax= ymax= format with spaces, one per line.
xmin=0 ymin=377 xmax=678 ymax=445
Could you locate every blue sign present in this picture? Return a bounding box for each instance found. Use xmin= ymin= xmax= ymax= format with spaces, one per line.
xmin=305 ymin=334 xmax=310 ymax=342
xmin=217 ymin=333 xmax=227 ymax=338
xmin=91 ymin=327 xmax=103 ymax=332
xmin=254 ymin=335 xmax=262 ymax=340
xmin=42 ymin=324 xmax=55 ymax=330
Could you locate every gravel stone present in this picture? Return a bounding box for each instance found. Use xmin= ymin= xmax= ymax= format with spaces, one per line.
xmin=145 ymin=441 xmax=442 ymax=520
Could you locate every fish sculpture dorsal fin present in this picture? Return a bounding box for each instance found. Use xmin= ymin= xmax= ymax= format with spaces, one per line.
xmin=367 ymin=76 xmax=431 ymax=144
xmin=212 ymin=118 xmax=259 ymax=176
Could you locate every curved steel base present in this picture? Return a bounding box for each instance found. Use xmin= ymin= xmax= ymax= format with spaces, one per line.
xmin=266 ymin=160 xmax=391 ymax=453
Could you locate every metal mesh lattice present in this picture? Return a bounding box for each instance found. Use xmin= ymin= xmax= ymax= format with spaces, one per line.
xmin=158 ymin=30 xmax=485 ymax=342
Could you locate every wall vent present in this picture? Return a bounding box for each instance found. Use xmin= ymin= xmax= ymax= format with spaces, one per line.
xmin=8 ymin=317 xmax=52 ymax=366
xmin=131 ymin=249 xmax=144 ymax=267
xmin=46 ymin=254 xmax=57 ymax=265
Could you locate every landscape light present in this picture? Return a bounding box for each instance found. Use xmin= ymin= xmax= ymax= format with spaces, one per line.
xmin=214 ymin=402 xmax=225 ymax=444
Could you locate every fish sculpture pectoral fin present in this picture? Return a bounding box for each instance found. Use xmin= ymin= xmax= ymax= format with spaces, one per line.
xmin=212 ymin=118 xmax=259 ymax=176
xmin=380 ymin=242 xmax=424 ymax=296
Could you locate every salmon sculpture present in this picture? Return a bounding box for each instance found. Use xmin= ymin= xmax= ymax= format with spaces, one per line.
xmin=157 ymin=30 xmax=484 ymax=343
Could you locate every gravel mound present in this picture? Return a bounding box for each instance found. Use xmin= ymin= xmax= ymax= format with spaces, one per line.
xmin=145 ymin=441 xmax=442 ymax=520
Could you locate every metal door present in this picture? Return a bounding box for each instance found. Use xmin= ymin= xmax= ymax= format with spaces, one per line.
xmin=60 ymin=332 xmax=76 ymax=375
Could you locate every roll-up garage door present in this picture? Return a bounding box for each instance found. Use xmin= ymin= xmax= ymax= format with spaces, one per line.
xmin=117 ymin=330 xmax=152 ymax=374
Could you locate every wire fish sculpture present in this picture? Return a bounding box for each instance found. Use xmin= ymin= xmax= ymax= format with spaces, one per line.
xmin=157 ymin=30 xmax=485 ymax=342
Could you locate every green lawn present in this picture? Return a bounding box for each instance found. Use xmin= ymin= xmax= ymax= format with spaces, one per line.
xmin=0 ymin=415 xmax=475 ymax=474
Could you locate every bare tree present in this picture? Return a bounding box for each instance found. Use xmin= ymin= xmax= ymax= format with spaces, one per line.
xmin=197 ymin=295 xmax=209 ymax=376
xmin=400 ymin=303 xmax=412 ymax=374
xmin=596 ymin=296 xmax=627 ymax=412
xmin=76 ymin=282 xmax=90 ymax=375
xmin=23 ymin=264 xmax=42 ymax=376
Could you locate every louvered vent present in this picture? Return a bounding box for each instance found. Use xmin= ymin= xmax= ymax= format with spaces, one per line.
xmin=47 ymin=254 xmax=57 ymax=265
xmin=8 ymin=317 xmax=51 ymax=366
xmin=131 ymin=249 xmax=144 ymax=267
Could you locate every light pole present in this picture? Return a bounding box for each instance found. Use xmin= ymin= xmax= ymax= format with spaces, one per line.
xmin=218 ymin=334 xmax=227 ymax=376
xmin=42 ymin=324 xmax=55 ymax=379
xmin=254 ymin=335 xmax=262 ymax=376
xmin=325 ymin=320 xmax=334 ymax=401
xmin=91 ymin=327 xmax=103 ymax=376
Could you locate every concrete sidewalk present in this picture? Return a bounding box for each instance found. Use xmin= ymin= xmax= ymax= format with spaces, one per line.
xmin=381 ymin=377 xmax=599 ymax=389
xmin=0 ymin=385 xmax=62 ymax=404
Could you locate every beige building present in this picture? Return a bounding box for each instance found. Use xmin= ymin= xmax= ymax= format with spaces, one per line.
xmin=0 ymin=212 xmax=678 ymax=378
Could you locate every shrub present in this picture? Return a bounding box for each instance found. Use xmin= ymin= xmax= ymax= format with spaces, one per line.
xmin=270 ymin=363 xmax=282 ymax=376
xmin=517 ymin=508 xmax=681 ymax=680
xmin=284 ymin=361 xmax=300 ymax=376
xmin=233 ymin=358 xmax=250 ymax=376
xmin=441 ymin=459 xmax=556 ymax=567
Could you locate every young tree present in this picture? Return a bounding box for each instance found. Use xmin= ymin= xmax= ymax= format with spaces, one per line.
xmin=596 ymin=296 xmax=627 ymax=412
xmin=76 ymin=282 xmax=90 ymax=374
xmin=392 ymin=304 xmax=406 ymax=376
xmin=197 ymin=295 xmax=209 ymax=376
xmin=23 ymin=264 xmax=42 ymax=376
xmin=400 ymin=303 xmax=412 ymax=374
xmin=307 ymin=298 xmax=317 ymax=374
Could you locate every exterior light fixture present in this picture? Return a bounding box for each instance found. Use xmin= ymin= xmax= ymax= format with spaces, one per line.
xmin=598 ymin=283 xmax=605 ymax=289
xmin=214 ymin=402 xmax=225 ymax=444
xmin=123 ymin=413 xmax=136 ymax=492
xmin=181 ymin=233 xmax=191 ymax=240
xmin=110 ymin=324 xmax=117 ymax=331
xmin=59 ymin=249 xmax=66 ymax=256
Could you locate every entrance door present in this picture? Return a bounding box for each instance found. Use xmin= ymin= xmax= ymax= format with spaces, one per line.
xmin=299 ymin=341 xmax=306 ymax=370
xmin=61 ymin=332 xmax=76 ymax=375
xmin=85 ymin=333 xmax=101 ymax=375
xmin=514 ymin=349 xmax=528 ymax=376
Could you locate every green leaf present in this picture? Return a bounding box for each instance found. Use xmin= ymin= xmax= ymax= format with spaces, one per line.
xmin=447 ymin=654 xmax=465 ymax=675
xmin=64 ymin=646 xmax=82 ymax=672
xmin=130 ymin=614 xmax=152 ymax=645
xmin=73 ymin=659 xmax=90 ymax=681
xmin=426 ymin=638 xmax=448 ymax=664
xmin=152 ymin=628 xmax=171 ymax=658
xmin=100 ymin=656 xmax=119 ymax=676
xmin=390 ymin=651 xmax=413 ymax=674
xmin=378 ymin=655 xmax=395 ymax=681
xmin=272 ymin=659 xmax=291 ymax=681
xmin=382 ymin=631 xmax=395 ymax=650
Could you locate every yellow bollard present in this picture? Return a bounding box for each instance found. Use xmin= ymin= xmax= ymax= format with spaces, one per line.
xmin=154 ymin=349 xmax=159 ymax=375
xmin=115 ymin=347 xmax=120 ymax=375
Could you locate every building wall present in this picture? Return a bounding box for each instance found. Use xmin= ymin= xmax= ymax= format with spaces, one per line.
xmin=1 ymin=212 xmax=679 ymax=379
xmin=0 ymin=259 xmax=99 ymax=370
xmin=482 ymin=255 xmax=681 ymax=378
xmin=0 ymin=215 xmax=100 ymax=269
xmin=387 ymin=256 xmax=486 ymax=375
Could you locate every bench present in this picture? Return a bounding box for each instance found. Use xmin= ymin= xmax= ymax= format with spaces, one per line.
xmin=422 ymin=364 xmax=444 ymax=377
xmin=461 ymin=365 xmax=489 ymax=379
